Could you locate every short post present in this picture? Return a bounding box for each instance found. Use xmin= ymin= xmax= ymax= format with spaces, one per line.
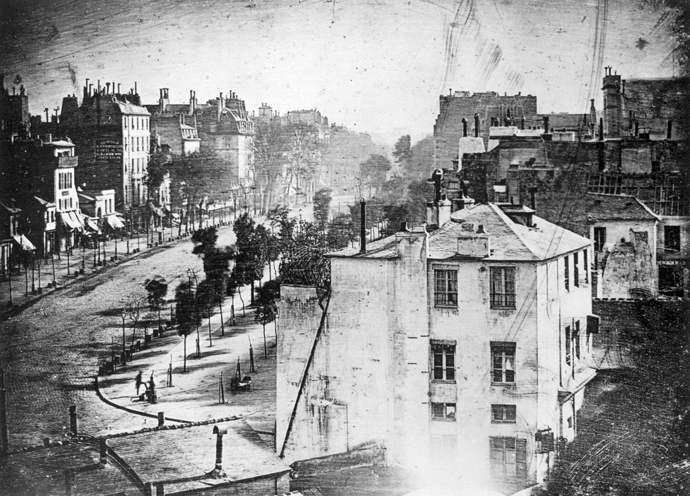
xmin=99 ymin=438 xmax=108 ymax=466
xmin=65 ymin=470 xmax=73 ymax=496
xmin=158 ymin=411 xmax=165 ymax=427
xmin=69 ymin=405 xmax=77 ymax=436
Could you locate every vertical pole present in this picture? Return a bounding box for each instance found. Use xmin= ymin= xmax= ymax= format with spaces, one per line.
xmin=67 ymin=242 xmax=70 ymax=276
xmin=263 ymin=322 xmax=267 ymax=359
xmin=0 ymin=367 xmax=9 ymax=455
xmin=69 ymin=405 xmax=77 ymax=436
xmin=219 ymin=298 xmax=224 ymax=336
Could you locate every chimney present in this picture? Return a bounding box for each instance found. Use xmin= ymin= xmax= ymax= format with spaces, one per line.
xmin=598 ymin=118 xmax=604 ymax=141
xmin=462 ymin=118 xmax=468 ymax=137
xmin=396 ymin=225 xmax=428 ymax=259
xmin=457 ymin=224 xmax=490 ymax=258
xmin=529 ymin=187 xmax=538 ymax=211
xmin=117 ymin=83 xmax=121 ymax=94
xmin=134 ymin=81 xmax=138 ymax=94
xmin=211 ymin=425 xmax=228 ymax=478
xmin=543 ymin=116 xmax=550 ymax=133
xmin=474 ymin=113 xmax=480 ymax=138
xmin=105 ymin=82 xmax=110 ymax=94
xmin=359 ymin=198 xmax=367 ymax=254
xmin=217 ymin=93 xmax=223 ymax=122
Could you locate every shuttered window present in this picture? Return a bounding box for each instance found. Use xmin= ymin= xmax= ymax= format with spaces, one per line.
xmin=490 ymin=437 xmax=527 ymax=479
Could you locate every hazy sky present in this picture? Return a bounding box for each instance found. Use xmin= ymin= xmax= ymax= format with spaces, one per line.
xmin=0 ymin=0 xmax=680 ymax=146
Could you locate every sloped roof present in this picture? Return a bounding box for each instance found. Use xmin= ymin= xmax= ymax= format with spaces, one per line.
xmin=331 ymin=203 xmax=591 ymax=262
xmin=579 ymin=194 xmax=660 ymax=222
xmin=115 ymin=101 xmax=150 ymax=116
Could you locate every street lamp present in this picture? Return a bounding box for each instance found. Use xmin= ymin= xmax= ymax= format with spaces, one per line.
xmin=121 ymin=308 xmax=127 ymax=366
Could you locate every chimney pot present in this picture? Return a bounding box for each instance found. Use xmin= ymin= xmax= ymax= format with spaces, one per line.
xmin=476 ymin=224 xmax=485 ymax=234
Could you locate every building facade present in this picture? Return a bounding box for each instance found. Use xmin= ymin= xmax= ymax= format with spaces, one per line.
xmin=60 ymin=80 xmax=150 ymax=229
xmin=278 ymin=201 xmax=597 ymax=493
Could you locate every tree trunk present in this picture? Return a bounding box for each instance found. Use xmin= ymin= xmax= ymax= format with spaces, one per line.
xmin=183 ymin=335 xmax=187 ymax=372
xmin=238 ymin=289 xmax=246 ymax=317
xmin=250 ymin=279 xmax=255 ymax=306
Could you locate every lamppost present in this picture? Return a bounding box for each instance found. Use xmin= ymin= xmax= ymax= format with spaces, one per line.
xmin=121 ymin=308 xmax=127 ymax=366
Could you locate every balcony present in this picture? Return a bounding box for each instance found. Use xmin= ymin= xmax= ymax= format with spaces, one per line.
xmin=56 ymin=156 xmax=78 ymax=168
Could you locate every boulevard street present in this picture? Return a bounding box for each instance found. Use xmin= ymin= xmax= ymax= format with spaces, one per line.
xmin=0 ymin=227 xmax=242 ymax=449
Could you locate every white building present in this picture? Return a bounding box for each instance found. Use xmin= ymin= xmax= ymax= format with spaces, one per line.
xmin=278 ymin=200 xmax=598 ymax=494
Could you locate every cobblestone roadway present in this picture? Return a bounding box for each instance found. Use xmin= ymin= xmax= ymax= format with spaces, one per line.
xmin=0 ymin=229 xmax=236 ymax=449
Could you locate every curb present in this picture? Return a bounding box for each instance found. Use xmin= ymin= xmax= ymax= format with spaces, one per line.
xmin=94 ymin=375 xmax=193 ymax=424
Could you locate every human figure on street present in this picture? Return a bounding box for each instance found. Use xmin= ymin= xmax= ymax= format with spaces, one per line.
xmin=148 ymin=372 xmax=157 ymax=403
xmin=135 ymin=371 xmax=143 ymax=395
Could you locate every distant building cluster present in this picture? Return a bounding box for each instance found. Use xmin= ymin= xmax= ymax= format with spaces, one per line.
xmin=0 ymin=76 xmax=336 ymax=278
xmin=433 ymin=67 xmax=689 ymax=299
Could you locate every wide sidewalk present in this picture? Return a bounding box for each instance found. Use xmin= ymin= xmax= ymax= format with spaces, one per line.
xmin=0 ymin=227 xmax=203 ymax=317
xmin=97 ymin=263 xmax=278 ymax=446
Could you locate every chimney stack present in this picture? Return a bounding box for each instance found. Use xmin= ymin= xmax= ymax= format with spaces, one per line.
xmin=529 ymin=187 xmax=538 ymax=211
xmin=462 ymin=118 xmax=468 ymax=137
xmin=211 ymin=426 xmax=228 ymax=478
xmin=543 ymin=116 xmax=550 ymax=133
xmin=474 ymin=113 xmax=480 ymax=138
xmin=360 ymin=198 xmax=367 ymax=254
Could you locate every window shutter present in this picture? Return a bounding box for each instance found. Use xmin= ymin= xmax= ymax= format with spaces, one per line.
xmin=587 ymin=314 xmax=600 ymax=334
xmin=516 ymin=438 xmax=527 ymax=478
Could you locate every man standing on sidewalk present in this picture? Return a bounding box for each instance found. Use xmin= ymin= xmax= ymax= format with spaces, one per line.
xmin=135 ymin=371 xmax=143 ymax=395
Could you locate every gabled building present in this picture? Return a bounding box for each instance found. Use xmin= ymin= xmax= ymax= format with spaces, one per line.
xmin=278 ymin=197 xmax=598 ymax=493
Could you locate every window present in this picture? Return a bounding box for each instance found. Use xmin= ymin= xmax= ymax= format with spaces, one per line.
xmin=434 ymin=269 xmax=458 ymax=306
xmin=574 ymin=252 xmax=580 ymax=287
xmin=574 ymin=320 xmax=581 ymax=360
xmin=431 ymin=342 xmax=455 ymax=381
xmin=564 ymin=256 xmax=570 ymax=291
xmin=664 ymin=225 xmax=681 ymax=252
xmin=431 ymin=402 xmax=456 ymax=420
xmin=490 ymin=267 xmax=516 ymax=308
xmin=490 ymin=437 xmax=527 ymax=479
xmin=491 ymin=342 xmax=515 ymax=384
xmin=565 ymin=325 xmax=571 ymax=366
xmin=594 ymin=227 xmax=606 ymax=252
xmin=491 ymin=405 xmax=517 ymax=423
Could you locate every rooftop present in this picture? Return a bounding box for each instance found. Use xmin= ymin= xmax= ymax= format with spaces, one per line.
xmin=577 ymin=194 xmax=660 ymax=222
xmin=331 ymin=203 xmax=590 ymax=262
xmin=108 ymin=419 xmax=290 ymax=487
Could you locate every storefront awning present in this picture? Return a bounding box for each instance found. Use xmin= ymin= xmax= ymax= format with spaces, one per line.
xmin=60 ymin=212 xmax=80 ymax=231
xmin=149 ymin=202 xmax=167 ymax=218
xmin=12 ymin=234 xmax=36 ymax=251
xmin=84 ymin=217 xmax=101 ymax=233
xmin=106 ymin=215 xmax=125 ymax=230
